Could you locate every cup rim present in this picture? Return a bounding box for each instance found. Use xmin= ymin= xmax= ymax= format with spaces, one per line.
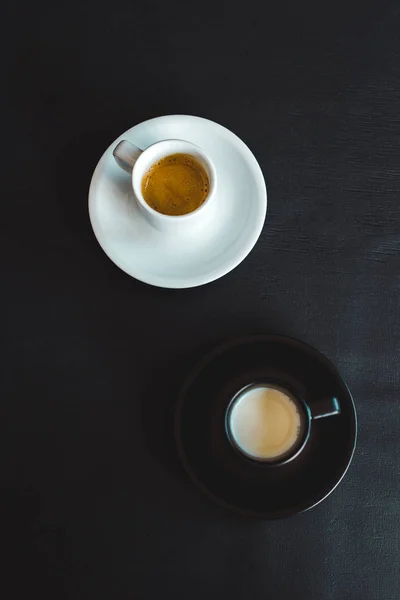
xmin=225 ymin=381 xmax=311 ymax=466
xmin=132 ymin=139 xmax=217 ymax=220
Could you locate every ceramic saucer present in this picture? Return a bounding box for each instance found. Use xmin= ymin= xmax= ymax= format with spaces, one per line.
xmin=89 ymin=115 xmax=267 ymax=288
xmin=175 ymin=335 xmax=357 ymax=518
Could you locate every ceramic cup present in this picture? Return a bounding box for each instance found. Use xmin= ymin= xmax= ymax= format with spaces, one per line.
xmin=225 ymin=382 xmax=340 ymax=465
xmin=113 ymin=139 xmax=217 ymax=233
xmin=174 ymin=334 xmax=357 ymax=518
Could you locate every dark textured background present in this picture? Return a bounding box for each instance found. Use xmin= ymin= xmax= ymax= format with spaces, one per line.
xmin=3 ymin=0 xmax=400 ymax=598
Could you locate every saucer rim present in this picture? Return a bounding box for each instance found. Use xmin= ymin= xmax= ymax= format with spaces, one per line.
xmin=88 ymin=114 xmax=267 ymax=289
xmin=175 ymin=334 xmax=358 ymax=519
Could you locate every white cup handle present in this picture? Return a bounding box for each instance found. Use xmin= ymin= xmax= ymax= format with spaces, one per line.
xmin=113 ymin=140 xmax=142 ymax=173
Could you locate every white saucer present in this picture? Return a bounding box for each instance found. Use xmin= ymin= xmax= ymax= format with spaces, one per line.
xmin=89 ymin=115 xmax=267 ymax=288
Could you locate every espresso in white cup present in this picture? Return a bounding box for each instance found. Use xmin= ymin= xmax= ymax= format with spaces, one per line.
xmin=113 ymin=139 xmax=217 ymax=233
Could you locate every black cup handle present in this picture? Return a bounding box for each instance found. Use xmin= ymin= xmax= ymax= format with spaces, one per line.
xmin=310 ymin=397 xmax=340 ymax=420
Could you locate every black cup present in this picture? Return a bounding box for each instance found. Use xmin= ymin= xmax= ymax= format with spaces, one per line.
xmin=175 ymin=335 xmax=357 ymax=518
xmin=225 ymin=382 xmax=341 ymax=465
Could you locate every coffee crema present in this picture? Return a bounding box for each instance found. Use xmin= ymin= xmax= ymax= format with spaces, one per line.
xmin=228 ymin=386 xmax=303 ymax=461
xmin=141 ymin=153 xmax=209 ymax=216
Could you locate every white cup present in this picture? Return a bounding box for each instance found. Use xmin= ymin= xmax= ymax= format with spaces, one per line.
xmin=113 ymin=139 xmax=217 ymax=233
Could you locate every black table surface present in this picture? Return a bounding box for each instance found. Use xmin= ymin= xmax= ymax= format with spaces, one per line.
xmin=3 ymin=1 xmax=400 ymax=598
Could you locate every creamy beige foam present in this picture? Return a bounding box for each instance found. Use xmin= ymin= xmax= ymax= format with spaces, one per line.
xmin=228 ymin=386 xmax=303 ymax=460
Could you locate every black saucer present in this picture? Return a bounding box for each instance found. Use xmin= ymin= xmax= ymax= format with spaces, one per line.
xmin=174 ymin=335 xmax=357 ymax=518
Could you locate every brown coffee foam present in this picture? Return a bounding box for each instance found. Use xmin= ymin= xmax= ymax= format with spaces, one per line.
xmin=141 ymin=153 xmax=209 ymax=216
